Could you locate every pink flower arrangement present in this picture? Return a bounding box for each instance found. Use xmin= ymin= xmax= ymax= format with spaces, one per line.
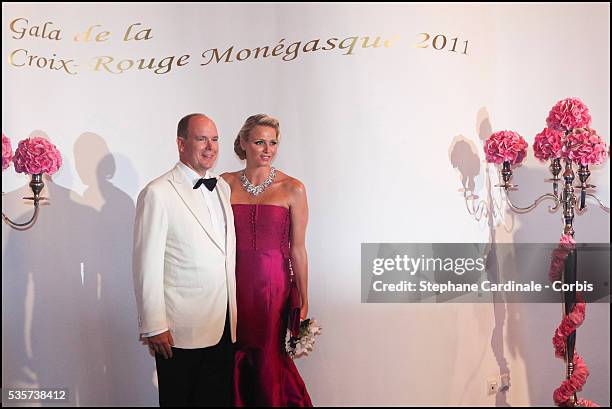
xmin=552 ymin=302 xmax=591 ymax=406
xmin=546 ymin=97 xmax=592 ymax=132
xmin=533 ymin=127 xmax=564 ymax=162
xmin=13 ymin=137 xmax=62 ymax=175
xmin=549 ymin=234 xmax=575 ymax=282
xmin=563 ymin=128 xmax=609 ymax=166
xmin=548 ymin=233 xmax=598 ymax=407
xmin=484 ymin=130 xmax=528 ymax=165
xmin=2 ymin=133 xmax=13 ymax=171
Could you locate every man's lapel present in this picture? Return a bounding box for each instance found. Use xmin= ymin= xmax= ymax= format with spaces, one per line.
xmin=168 ymin=165 xmax=225 ymax=253
xmin=215 ymin=176 xmax=234 ymax=253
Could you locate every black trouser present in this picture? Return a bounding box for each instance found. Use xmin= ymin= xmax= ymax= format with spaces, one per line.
xmin=155 ymin=313 xmax=234 ymax=407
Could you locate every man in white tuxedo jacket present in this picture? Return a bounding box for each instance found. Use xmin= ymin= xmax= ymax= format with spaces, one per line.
xmin=133 ymin=113 xmax=237 ymax=406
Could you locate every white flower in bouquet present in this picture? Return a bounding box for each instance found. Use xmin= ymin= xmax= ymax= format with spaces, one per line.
xmin=286 ymin=318 xmax=322 ymax=359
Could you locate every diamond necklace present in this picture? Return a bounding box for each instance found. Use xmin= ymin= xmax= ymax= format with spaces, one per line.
xmin=240 ymin=167 xmax=276 ymax=196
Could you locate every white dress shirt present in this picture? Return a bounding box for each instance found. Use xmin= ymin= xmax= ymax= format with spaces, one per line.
xmin=177 ymin=161 xmax=227 ymax=250
xmin=141 ymin=162 xmax=227 ymax=338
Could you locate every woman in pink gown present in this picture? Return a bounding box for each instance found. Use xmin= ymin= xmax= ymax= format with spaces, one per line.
xmin=222 ymin=114 xmax=312 ymax=407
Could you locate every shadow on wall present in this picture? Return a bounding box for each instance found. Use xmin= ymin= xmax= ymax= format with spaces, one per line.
xmin=449 ymin=107 xmax=519 ymax=407
xmin=449 ymin=136 xmax=480 ymax=195
xmin=2 ymin=131 xmax=157 ymax=406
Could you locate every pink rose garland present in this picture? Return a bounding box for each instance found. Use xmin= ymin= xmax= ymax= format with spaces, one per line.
xmin=484 ymin=130 xmax=528 ymax=165
xmin=563 ymin=128 xmax=609 ymax=166
xmin=548 ymin=234 xmax=598 ymax=407
xmin=2 ymin=133 xmax=13 ymax=171
xmin=546 ymin=97 xmax=592 ymax=132
xmin=533 ymin=128 xmax=564 ymax=162
xmin=13 ymin=137 xmax=62 ymax=175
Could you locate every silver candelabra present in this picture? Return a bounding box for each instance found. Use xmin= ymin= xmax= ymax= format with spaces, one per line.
xmin=2 ymin=173 xmax=48 ymax=230
xmin=496 ymin=157 xmax=609 ymax=406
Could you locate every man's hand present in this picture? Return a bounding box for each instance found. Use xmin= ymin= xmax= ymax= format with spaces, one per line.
xmin=145 ymin=330 xmax=174 ymax=359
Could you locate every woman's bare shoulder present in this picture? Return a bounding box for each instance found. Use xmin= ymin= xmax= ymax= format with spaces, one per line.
xmin=276 ymin=170 xmax=306 ymax=198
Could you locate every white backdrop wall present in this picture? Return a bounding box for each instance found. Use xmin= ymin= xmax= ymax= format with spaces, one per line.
xmin=2 ymin=3 xmax=610 ymax=406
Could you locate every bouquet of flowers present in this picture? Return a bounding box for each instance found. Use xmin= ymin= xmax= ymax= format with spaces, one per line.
xmin=533 ymin=127 xmax=564 ymax=162
xmin=484 ymin=130 xmax=528 ymax=165
xmin=563 ymin=127 xmax=608 ymax=166
xmin=2 ymin=134 xmax=13 ymax=171
xmin=13 ymin=136 xmax=62 ymax=175
xmin=546 ymin=97 xmax=592 ymax=132
xmin=286 ymin=318 xmax=322 ymax=359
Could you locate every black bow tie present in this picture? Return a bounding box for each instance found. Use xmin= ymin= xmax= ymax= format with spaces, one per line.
xmin=193 ymin=177 xmax=217 ymax=191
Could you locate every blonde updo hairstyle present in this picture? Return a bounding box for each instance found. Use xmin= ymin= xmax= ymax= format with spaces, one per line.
xmin=234 ymin=114 xmax=280 ymax=160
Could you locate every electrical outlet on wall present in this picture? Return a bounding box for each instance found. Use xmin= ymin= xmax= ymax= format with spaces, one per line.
xmin=487 ymin=378 xmax=498 ymax=395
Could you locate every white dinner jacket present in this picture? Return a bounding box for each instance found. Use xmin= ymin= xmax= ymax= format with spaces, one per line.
xmin=133 ymin=164 xmax=237 ymax=348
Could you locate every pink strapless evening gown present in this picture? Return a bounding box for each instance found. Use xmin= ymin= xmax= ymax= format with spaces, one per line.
xmin=232 ymin=204 xmax=313 ymax=407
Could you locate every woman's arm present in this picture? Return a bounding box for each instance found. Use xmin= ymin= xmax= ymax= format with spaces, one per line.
xmin=288 ymin=179 xmax=309 ymax=320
